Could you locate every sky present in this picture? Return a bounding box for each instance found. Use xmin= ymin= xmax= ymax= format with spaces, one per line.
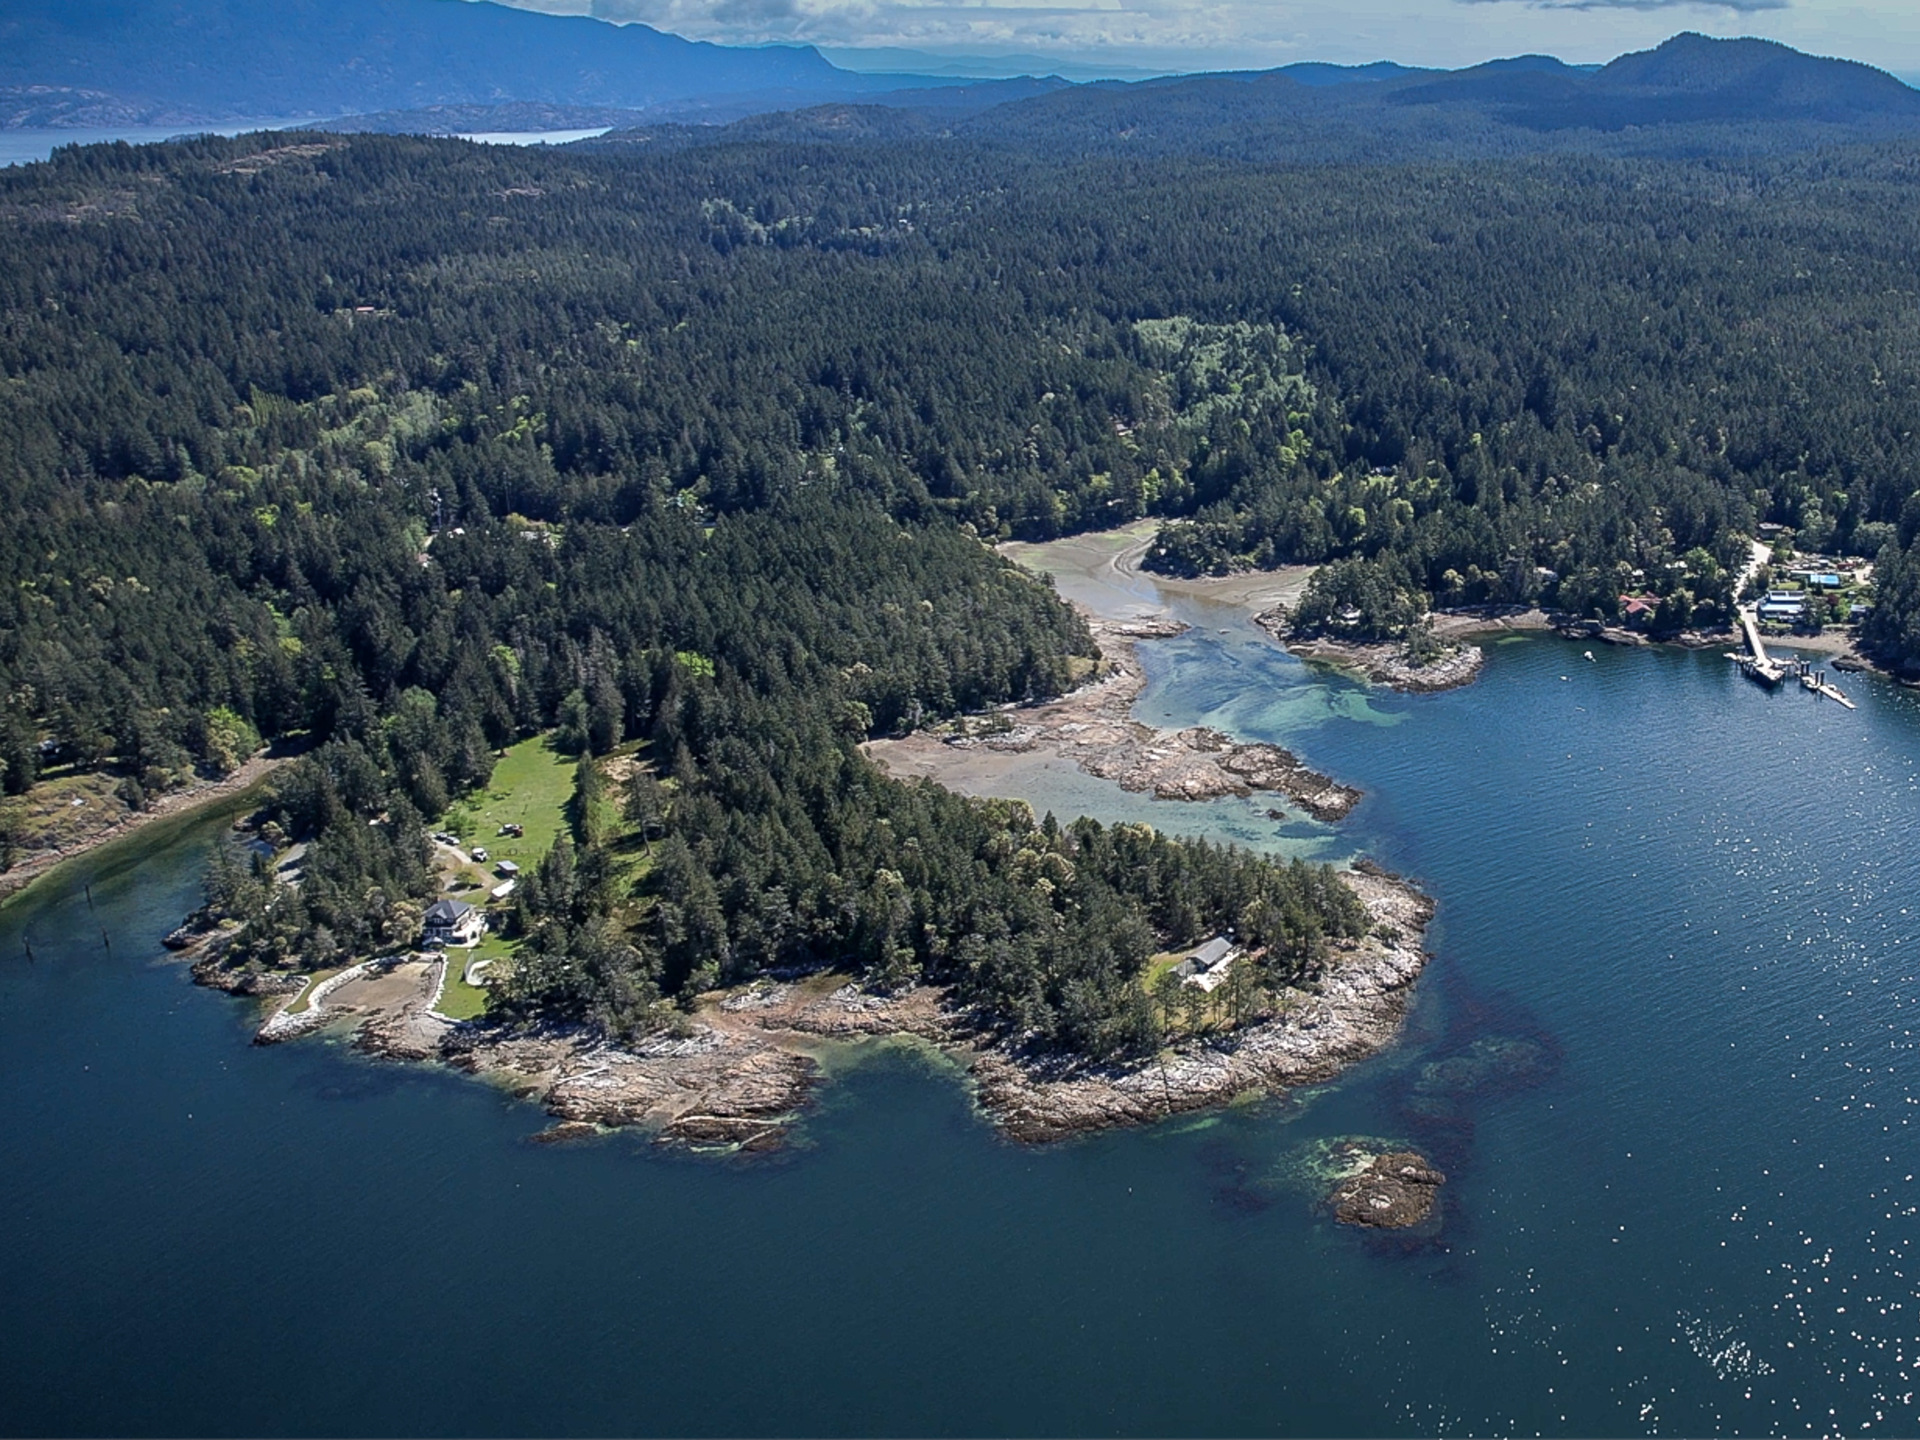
xmin=492 ymin=0 xmax=1920 ymax=76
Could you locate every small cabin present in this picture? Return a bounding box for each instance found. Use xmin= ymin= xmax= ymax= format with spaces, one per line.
xmin=494 ymin=860 xmax=520 ymax=878
xmin=1173 ymin=936 xmax=1241 ymax=989
xmin=1188 ymin=937 xmax=1236 ymax=970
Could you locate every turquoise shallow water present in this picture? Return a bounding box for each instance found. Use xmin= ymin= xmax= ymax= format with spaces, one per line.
xmin=6 ymin=616 xmax=1920 ymax=1436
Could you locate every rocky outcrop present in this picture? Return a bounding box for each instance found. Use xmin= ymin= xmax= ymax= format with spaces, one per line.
xmin=544 ymin=1032 xmax=817 ymax=1151
xmin=1328 ymin=1147 xmax=1446 ymax=1229
xmin=1257 ymin=609 xmax=1486 ymax=694
xmin=778 ymin=982 xmax=956 ymax=1041
xmin=969 ymin=867 xmax=1434 ymax=1142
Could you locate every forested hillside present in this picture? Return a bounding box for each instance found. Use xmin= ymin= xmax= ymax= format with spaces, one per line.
xmin=6 ymin=123 xmax=1920 ymax=1046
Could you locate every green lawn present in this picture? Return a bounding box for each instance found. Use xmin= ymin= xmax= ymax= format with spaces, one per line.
xmin=282 ymin=965 xmax=344 ymax=1015
xmin=443 ymin=734 xmax=575 ymax=867
xmin=434 ymin=932 xmax=519 ymax=1021
xmin=425 ymin=735 xmax=663 ymax=1019
xmin=426 ymin=733 xmax=576 ymax=1019
xmin=1142 ymin=952 xmax=1183 ymax=994
xmin=435 ymin=954 xmax=492 ymax=1020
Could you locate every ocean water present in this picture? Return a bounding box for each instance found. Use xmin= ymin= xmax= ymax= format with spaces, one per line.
xmin=0 ymin=123 xmax=320 ymax=168
xmin=5 ymin=615 xmax=1920 ymax=1435
xmin=0 ymin=125 xmax=610 ymax=169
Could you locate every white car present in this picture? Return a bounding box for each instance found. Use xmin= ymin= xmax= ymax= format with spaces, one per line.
xmin=471 ymin=847 xmax=489 ymax=863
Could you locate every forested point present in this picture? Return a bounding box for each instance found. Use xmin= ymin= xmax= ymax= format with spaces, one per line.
xmin=6 ymin=128 xmax=1920 ymax=1049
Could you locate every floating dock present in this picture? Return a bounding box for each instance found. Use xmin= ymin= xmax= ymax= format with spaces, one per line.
xmin=1795 ymin=662 xmax=1856 ymax=709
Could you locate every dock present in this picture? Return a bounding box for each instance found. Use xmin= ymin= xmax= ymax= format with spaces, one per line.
xmin=1794 ymin=661 xmax=1856 ymax=709
xmin=1736 ymin=608 xmax=1786 ymax=687
xmin=1730 ymin=605 xmax=1855 ymax=708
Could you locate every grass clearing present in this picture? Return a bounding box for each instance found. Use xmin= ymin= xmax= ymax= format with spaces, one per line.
xmin=441 ymin=734 xmax=575 ymax=869
xmin=423 ymin=734 xmax=662 ymax=1017
xmin=1142 ymin=951 xmax=1183 ymax=993
xmin=423 ymin=733 xmax=575 ymax=1018
xmin=1 ymin=766 xmax=130 ymax=856
xmin=283 ymin=965 xmax=345 ymax=1015
xmin=435 ymin=957 xmax=491 ymax=1020
xmin=434 ymin=932 xmax=518 ymax=1021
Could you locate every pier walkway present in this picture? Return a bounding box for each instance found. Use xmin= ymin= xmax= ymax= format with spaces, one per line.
xmin=1731 ymin=603 xmax=1855 ymax=708
xmin=1737 ymin=608 xmax=1786 ymax=686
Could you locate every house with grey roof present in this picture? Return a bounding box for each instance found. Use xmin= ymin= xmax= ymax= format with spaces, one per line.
xmin=1172 ymin=935 xmax=1242 ymax=990
xmin=422 ymin=898 xmax=484 ymax=947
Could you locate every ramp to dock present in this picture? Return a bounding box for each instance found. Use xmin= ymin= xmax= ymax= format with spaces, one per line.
xmin=1738 ymin=609 xmax=1786 ymax=686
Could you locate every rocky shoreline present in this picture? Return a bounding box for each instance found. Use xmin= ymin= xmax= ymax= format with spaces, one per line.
xmin=1254 ymin=600 xmax=1895 ymax=695
xmin=968 ymin=865 xmax=1433 ymax=1141
xmin=0 ymin=749 xmax=295 ymax=905
xmin=181 ymin=864 xmax=1434 ymax=1154
xmin=871 ymin=614 xmax=1361 ymax=820
xmin=1251 ymin=604 xmax=1552 ymax=693
xmin=1266 ymin=626 xmax=1488 ymax=694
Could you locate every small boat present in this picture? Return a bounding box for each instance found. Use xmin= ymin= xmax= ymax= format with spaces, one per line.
xmin=1584 ymin=650 xmax=1595 ymax=661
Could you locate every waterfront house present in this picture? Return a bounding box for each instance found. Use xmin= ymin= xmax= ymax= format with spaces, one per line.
xmin=1758 ymin=591 xmax=1808 ymax=623
xmin=422 ymin=898 xmax=484 ymax=947
xmin=1188 ymin=937 xmax=1235 ymax=970
xmin=1174 ymin=935 xmax=1241 ymax=989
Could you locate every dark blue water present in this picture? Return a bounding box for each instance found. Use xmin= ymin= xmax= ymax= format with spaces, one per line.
xmin=0 ymin=125 xmax=607 ymax=169
xmin=6 ymin=625 xmax=1920 ymax=1436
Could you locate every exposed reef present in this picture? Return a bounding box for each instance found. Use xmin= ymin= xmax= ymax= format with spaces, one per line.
xmin=1326 ymin=1145 xmax=1447 ymax=1230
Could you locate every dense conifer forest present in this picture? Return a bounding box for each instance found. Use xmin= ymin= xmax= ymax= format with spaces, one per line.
xmin=6 ymin=125 xmax=1920 ymax=1048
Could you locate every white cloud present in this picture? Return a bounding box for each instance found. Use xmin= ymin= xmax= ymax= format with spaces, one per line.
xmin=491 ymin=0 xmax=1920 ymax=75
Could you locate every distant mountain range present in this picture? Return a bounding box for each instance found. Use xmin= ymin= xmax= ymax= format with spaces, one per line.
xmin=3 ymin=1 xmax=1917 ymax=163
xmin=628 ymin=33 xmax=1917 ymax=164
xmin=1385 ymin=35 xmax=1920 ymax=129
xmin=0 ymin=0 xmax=983 ymax=128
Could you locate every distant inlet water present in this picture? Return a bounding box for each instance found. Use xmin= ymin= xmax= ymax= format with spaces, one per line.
xmin=0 ymin=125 xmax=612 ymax=168
xmin=5 ymin=595 xmax=1920 ymax=1434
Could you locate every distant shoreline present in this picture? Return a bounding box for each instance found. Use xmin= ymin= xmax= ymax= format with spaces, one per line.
xmin=0 ymin=752 xmax=290 ymax=908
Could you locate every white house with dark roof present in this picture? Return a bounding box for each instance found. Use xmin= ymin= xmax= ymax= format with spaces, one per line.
xmin=422 ymin=898 xmax=484 ymax=947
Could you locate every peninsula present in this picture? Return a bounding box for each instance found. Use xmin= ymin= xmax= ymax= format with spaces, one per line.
xmin=180 ymin=849 xmax=1431 ymax=1151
